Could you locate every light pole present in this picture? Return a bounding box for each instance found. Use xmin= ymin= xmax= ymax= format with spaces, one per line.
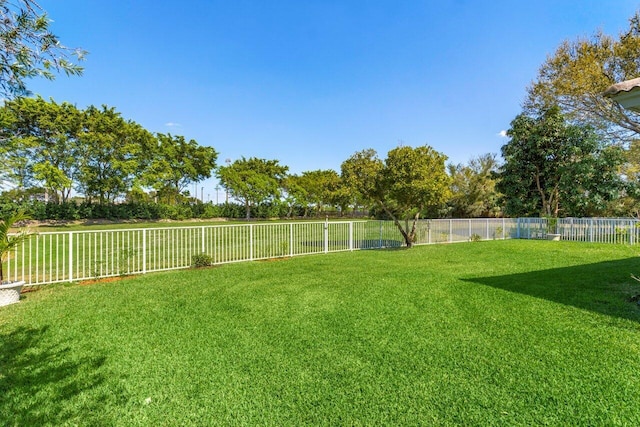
xmin=215 ymin=185 xmax=220 ymax=204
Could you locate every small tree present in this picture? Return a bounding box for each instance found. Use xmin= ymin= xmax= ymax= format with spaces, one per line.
xmin=216 ymin=157 xmax=288 ymax=220
xmin=341 ymin=145 xmax=451 ymax=247
xmin=0 ymin=210 xmax=32 ymax=282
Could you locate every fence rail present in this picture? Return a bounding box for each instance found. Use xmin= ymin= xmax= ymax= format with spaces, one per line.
xmin=516 ymin=217 xmax=640 ymax=244
xmin=3 ymin=217 xmax=636 ymax=286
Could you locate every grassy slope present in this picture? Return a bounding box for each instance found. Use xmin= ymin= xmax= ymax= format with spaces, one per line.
xmin=1 ymin=240 xmax=639 ymax=426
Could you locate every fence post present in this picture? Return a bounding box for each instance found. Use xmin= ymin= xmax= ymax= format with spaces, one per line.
xmin=631 ymin=220 xmax=635 ymax=245
xmin=142 ymin=229 xmax=147 ymax=274
xmin=68 ymin=232 xmax=73 ymax=282
xmin=569 ymin=218 xmax=573 ymax=240
xmin=201 ymin=226 xmax=206 ymax=253
xmin=290 ymin=223 xmax=294 ymax=256
xmin=428 ymin=220 xmax=431 ymax=244
xmin=324 ymin=216 xmax=329 ymax=253
xmin=349 ymin=221 xmax=353 ymax=251
xmin=449 ymin=219 xmax=453 ymax=243
xmin=250 ymin=224 xmax=254 ymax=260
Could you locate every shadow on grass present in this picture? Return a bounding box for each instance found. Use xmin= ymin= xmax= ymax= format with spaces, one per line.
xmin=463 ymin=258 xmax=640 ymax=323
xmin=0 ymin=326 xmax=120 ymax=425
xmin=301 ymin=239 xmax=404 ymax=249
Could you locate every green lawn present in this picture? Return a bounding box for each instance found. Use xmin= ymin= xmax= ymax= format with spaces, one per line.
xmin=1 ymin=240 xmax=639 ymax=426
xmin=26 ymin=217 xmax=334 ymax=232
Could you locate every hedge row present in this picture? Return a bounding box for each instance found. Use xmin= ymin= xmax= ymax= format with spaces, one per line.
xmin=0 ymin=200 xmax=338 ymax=221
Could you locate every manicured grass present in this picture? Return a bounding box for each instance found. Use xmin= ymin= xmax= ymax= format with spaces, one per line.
xmin=1 ymin=240 xmax=639 ymax=425
xmin=27 ymin=217 xmax=338 ymax=232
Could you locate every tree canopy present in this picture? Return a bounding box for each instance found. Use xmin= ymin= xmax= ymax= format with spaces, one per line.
xmin=216 ymin=157 xmax=288 ymax=220
xmin=525 ymin=11 xmax=640 ymax=141
xmin=143 ymin=133 xmax=218 ymax=204
xmin=447 ymin=153 xmax=502 ymax=218
xmin=0 ymin=98 xmax=215 ymax=205
xmin=294 ymin=170 xmax=343 ymax=216
xmin=341 ymin=145 xmax=450 ymax=247
xmin=0 ymin=96 xmax=82 ymax=202
xmin=497 ymin=107 xmax=624 ymax=217
xmin=0 ymin=0 xmax=85 ymax=98
xmin=78 ymin=105 xmax=157 ymax=204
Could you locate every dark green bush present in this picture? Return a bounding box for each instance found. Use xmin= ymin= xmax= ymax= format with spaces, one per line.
xmin=191 ymin=253 xmax=213 ymax=268
xmin=1 ymin=193 xmax=324 ymax=221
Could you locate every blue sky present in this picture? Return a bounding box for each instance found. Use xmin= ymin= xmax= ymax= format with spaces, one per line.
xmin=28 ymin=1 xmax=640 ymax=198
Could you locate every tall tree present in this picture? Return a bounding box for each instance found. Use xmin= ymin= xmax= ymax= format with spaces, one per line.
xmin=282 ymin=174 xmax=307 ymax=218
xmin=78 ymin=106 xmax=155 ymax=204
xmin=216 ymin=157 xmax=288 ymax=220
xmin=296 ymin=169 xmax=342 ymax=216
xmin=0 ymin=0 xmax=85 ymax=98
xmin=525 ymin=11 xmax=640 ymax=141
xmin=0 ymin=115 xmax=35 ymax=195
xmin=497 ymin=106 xmax=624 ymax=217
xmin=448 ymin=153 xmax=502 ymax=218
xmin=0 ymin=97 xmax=83 ymax=202
xmin=342 ymin=145 xmax=450 ymax=247
xmin=143 ymin=133 xmax=218 ymax=204
xmin=340 ymin=148 xmax=381 ymax=216
xmin=613 ymin=139 xmax=640 ymax=217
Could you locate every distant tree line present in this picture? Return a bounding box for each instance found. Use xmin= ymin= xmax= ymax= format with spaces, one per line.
xmin=0 ymin=96 xmax=217 ymax=205
xmin=2 ymin=96 xmax=640 ymax=224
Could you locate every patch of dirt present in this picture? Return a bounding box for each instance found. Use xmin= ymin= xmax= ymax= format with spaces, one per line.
xmin=79 ymin=276 xmax=136 ymax=286
xmin=258 ymin=257 xmax=291 ymax=262
xmin=24 ymin=217 xmax=232 ymax=229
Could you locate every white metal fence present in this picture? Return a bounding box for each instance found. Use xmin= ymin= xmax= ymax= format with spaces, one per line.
xmin=3 ymin=217 xmax=637 ymax=286
xmin=516 ymin=217 xmax=640 ymax=244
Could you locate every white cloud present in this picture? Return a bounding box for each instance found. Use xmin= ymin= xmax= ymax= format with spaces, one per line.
xmin=498 ymin=130 xmax=507 ymax=137
xmin=164 ymin=122 xmax=182 ymax=128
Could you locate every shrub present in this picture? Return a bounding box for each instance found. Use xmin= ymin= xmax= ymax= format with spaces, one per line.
xmin=493 ymin=226 xmax=503 ymax=240
xmin=470 ymin=233 xmax=482 ymax=242
xmin=200 ymin=204 xmax=221 ymax=219
xmin=191 ymin=253 xmax=213 ymax=268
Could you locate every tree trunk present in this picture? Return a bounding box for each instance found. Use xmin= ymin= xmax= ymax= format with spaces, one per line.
xmin=377 ymin=200 xmax=413 ymax=247
xmin=408 ymin=211 xmax=420 ymax=243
